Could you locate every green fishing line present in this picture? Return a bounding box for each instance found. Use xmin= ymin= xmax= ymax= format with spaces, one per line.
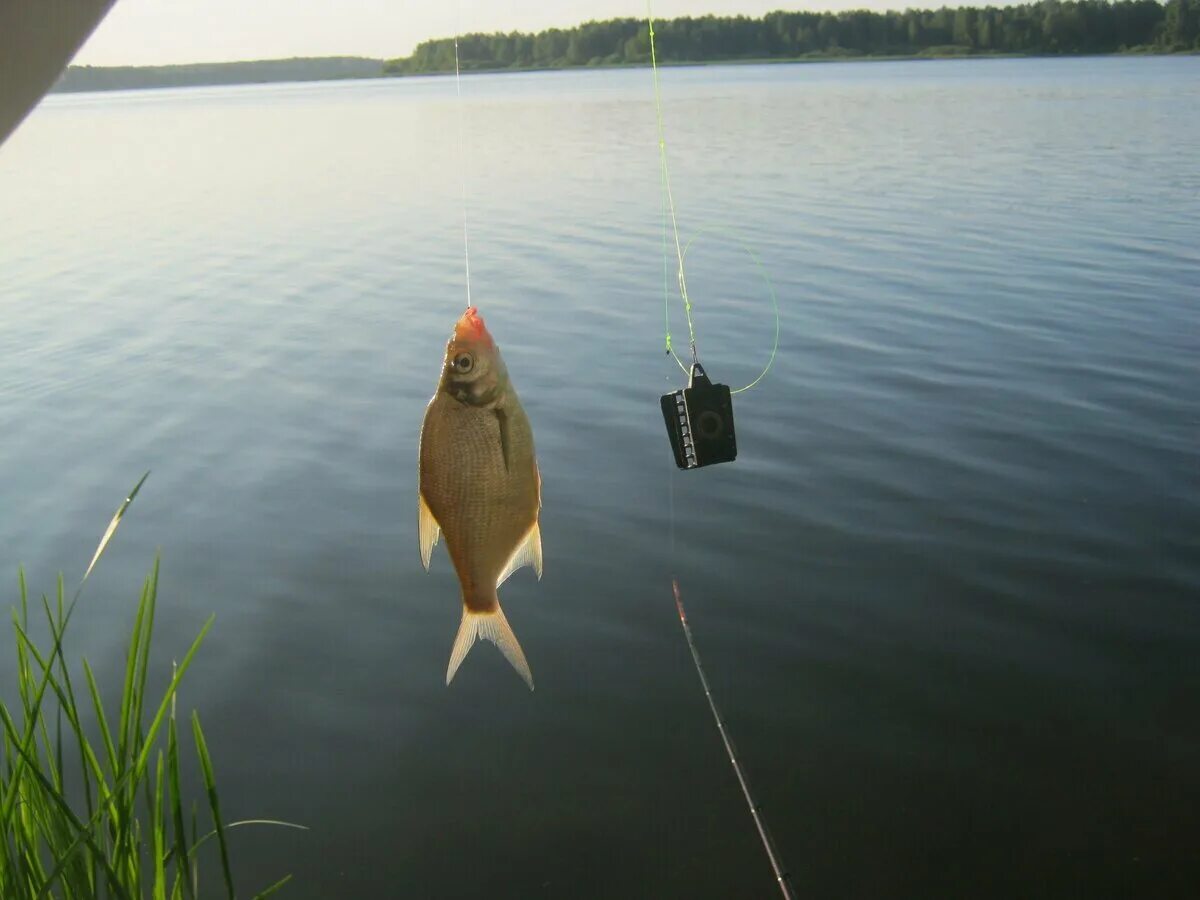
xmin=679 ymin=228 xmax=781 ymax=395
xmin=647 ymin=8 xmax=696 ymax=366
xmin=647 ymin=6 xmax=780 ymax=395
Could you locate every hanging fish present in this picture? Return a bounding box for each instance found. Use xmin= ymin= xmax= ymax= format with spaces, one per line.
xmin=418 ymin=306 xmax=542 ymax=690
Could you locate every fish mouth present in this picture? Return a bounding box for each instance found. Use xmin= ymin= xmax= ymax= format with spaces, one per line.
xmin=455 ymin=306 xmax=494 ymax=346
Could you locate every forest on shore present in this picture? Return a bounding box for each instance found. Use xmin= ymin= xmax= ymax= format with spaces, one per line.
xmin=51 ymin=2 xmax=1199 ymax=94
xmin=54 ymin=57 xmax=381 ymax=93
xmin=384 ymin=0 xmax=1200 ymax=73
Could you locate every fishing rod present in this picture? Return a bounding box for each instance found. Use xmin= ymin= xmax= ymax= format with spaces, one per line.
xmin=672 ymin=579 xmax=799 ymax=900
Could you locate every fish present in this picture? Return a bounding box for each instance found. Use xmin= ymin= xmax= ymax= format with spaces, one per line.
xmin=418 ymin=306 xmax=542 ymax=690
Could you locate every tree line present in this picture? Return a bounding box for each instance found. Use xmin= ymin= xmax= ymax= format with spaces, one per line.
xmin=384 ymin=1 xmax=1199 ymax=74
xmin=55 ymin=58 xmax=382 ymax=93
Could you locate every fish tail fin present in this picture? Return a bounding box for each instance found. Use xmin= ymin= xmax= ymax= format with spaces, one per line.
xmin=446 ymin=602 xmax=534 ymax=691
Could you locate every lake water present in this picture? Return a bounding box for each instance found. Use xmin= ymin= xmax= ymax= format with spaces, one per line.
xmin=2 ymin=56 xmax=1199 ymax=897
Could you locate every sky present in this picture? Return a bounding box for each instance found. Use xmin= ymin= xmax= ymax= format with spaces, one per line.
xmin=74 ymin=0 xmax=911 ymax=67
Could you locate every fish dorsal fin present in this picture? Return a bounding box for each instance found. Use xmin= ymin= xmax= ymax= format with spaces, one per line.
xmin=418 ymin=491 xmax=441 ymax=571
xmin=496 ymin=521 xmax=543 ymax=588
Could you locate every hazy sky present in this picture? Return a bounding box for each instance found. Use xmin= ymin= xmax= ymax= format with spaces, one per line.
xmin=75 ymin=0 xmax=913 ymax=67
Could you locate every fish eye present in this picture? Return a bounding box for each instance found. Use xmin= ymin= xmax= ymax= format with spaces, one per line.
xmin=453 ymin=352 xmax=474 ymax=373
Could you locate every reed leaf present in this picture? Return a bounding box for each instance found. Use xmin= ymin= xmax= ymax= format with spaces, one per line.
xmin=191 ymin=712 xmax=234 ymax=899
xmin=1 ymin=475 xmax=297 ymax=899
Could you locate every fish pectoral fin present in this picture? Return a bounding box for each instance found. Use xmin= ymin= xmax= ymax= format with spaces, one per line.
xmin=496 ymin=521 xmax=543 ymax=588
xmin=447 ymin=604 xmax=534 ymax=691
xmin=495 ymin=407 xmax=510 ymax=473
xmin=418 ymin=491 xmax=441 ymax=571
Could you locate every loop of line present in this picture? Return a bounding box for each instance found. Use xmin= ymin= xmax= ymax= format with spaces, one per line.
xmin=666 ymin=228 xmax=781 ymax=395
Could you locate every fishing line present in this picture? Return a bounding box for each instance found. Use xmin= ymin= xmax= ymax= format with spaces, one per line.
xmin=648 ymin=10 xmax=780 ymax=395
xmin=647 ymin=6 xmax=696 ymax=365
xmin=673 ymin=227 xmax=781 ymax=394
xmin=453 ymin=6 xmax=473 ymax=310
xmin=649 ymin=6 xmax=794 ymax=894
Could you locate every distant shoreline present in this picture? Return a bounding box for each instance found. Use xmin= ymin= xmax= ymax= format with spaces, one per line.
xmin=51 ymin=56 xmax=384 ymax=95
xmin=52 ymin=47 xmax=1194 ymax=96
xmin=382 ymin=47 xmax=1191 ymax=78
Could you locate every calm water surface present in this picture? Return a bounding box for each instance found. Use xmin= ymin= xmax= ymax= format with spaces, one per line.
xmin=2 ymin=57 xmax=1199 ymax=898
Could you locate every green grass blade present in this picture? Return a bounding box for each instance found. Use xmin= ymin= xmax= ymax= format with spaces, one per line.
xmin=5 ymin=476 xmax=149 ymax=835
xmin=136 ymin=560 xmax=161 ymax=838
xmin=166 ymin=711 xmax=194 ymax=900
xmin=7 ymin=736 xmax=133 ymax=900
xmin=180 ymin=819 xmax=309 ymax=859
xmin=191 ymin=713 xmax=234 ymax=899
xmin=114 ymin=574 xmax=153 ymax=879
xmin=5 ymin=479 xmax=295 ymax=899
xmin=9 ymin=616 xmax=120 ymax=891
xmin=8 ymin=617 xmax=79 ymax=796
xmin=118 ymin=579 xmax=148 ymax=768
xmin=18 ymin=565 xmax=28 ymax=620
xmin=83 ymin=470 xmax=150 ymax=582
xmin=82 ymin=660 xmax=119 ymax=782
xmin=48 ymin=613 xmax=99 ymax=837
xmin=134 ymin=559 xmax=161 ymax=752
xmin=54 ymin=698 xmax=64 ymax=797
xmin=191 ymin=801 xmax=199 ymax=898
xmin=30 ymin=742 xmax=170 ymax=900
xmin=2 ymin=617 xmax=77 ymax=833
xmin=131 ymin=616 xmax=212 ymax=783
xmin=153 ymin=751 xmax=167 ymax=900
xmin=251 ymin=874 xmax=294 ymax=899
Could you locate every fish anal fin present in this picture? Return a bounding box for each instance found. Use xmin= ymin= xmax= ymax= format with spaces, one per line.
xmin=446 ymin=604 xmax=534 ymax=691
xmin=530 ymin=521 xmax=543 ymax=580
xmin=418 ymin=491 xmax=441 ymax=571
xmin=497 ymin=521 xmax=543 ymax=588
